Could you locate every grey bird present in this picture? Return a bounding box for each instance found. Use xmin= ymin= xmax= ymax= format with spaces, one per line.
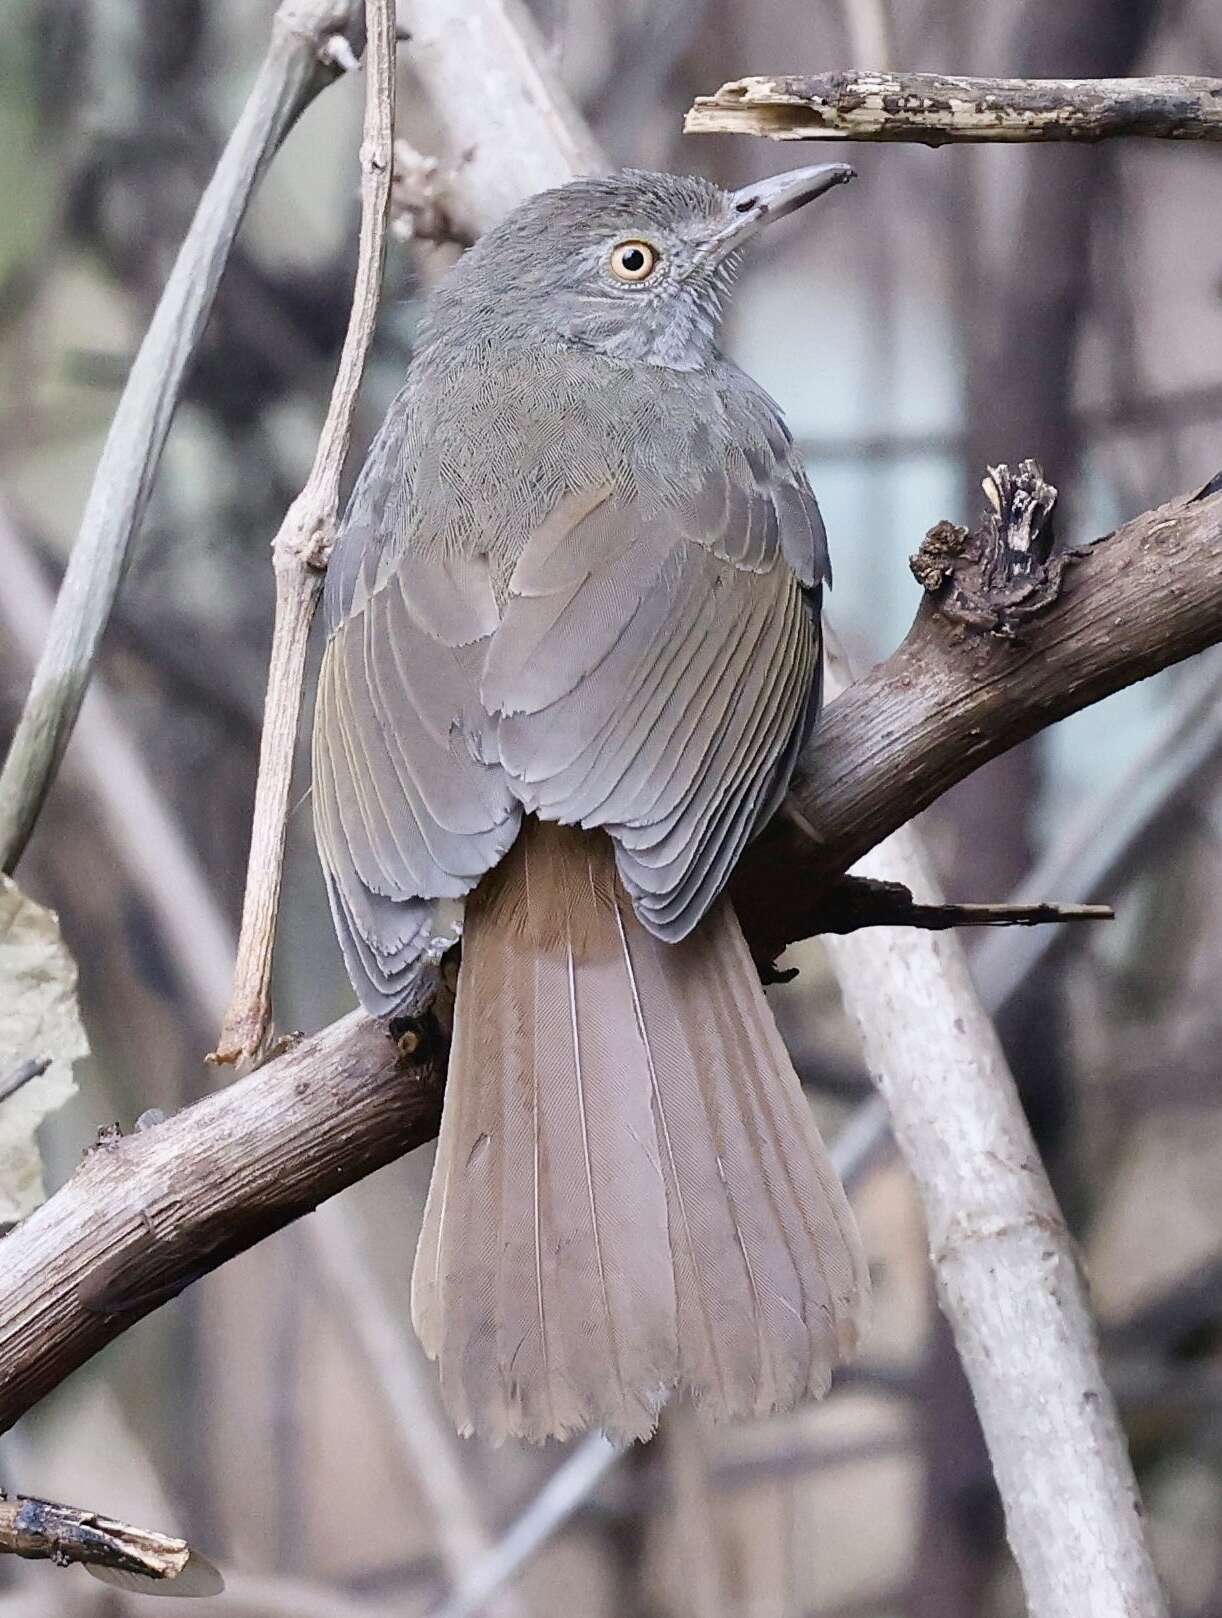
xmin=312 ymin=163 xmax=869 ymax=1444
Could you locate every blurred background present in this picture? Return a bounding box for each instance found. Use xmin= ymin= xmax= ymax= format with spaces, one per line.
xmin=1 ymin=0 xmax=1221 ymax=1614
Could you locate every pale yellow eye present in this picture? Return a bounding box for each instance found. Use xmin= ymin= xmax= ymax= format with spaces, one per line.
xmin=609 ymin=240 xmax=658 ymax=283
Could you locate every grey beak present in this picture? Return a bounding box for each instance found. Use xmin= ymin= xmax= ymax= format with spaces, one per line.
xmin=710 ymin=164 xmax=855 ymax=259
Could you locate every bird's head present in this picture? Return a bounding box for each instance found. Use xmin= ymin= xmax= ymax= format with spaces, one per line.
xmin=420 ymin=164 xmax=854 ymax=372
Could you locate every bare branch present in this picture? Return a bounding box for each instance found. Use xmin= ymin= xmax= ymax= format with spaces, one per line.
xmin=0 ymin=0 xmax=366 ymax=874
xmin=0 ymin=1490 xmax=221 ymax=1594
xmin=397 ymin=0 xmax=606 ymax=237
xmin=731 ymin=470 xmax=1222 ymax=965
xmin=213 ymin=0 xmax=398 ymax=1067
xmin=810 ymin=876 xmax=1112 ymax=938
xmin=0 ymin=1058 xmax=50 ymax=1107
xmin=0 ymin=1009 xmax=443 ymax=1430
xmin=685 ymin=71 xmax=1222 ymax=144
xmin=823 ymin=813 xmax=1167 ymax=1615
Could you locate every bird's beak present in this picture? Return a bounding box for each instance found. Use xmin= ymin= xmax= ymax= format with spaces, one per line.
xmin=706 ymin=163 xmax=855 ymax=262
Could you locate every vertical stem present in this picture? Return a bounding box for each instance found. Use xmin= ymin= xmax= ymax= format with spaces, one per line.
xmin=213 ymin=558 xmax=323 ymax=1063
xmin=819 ymin=658 xmax=1167 ymax=1618
xmin=212 ymin=0 xmax=398 ymax=1065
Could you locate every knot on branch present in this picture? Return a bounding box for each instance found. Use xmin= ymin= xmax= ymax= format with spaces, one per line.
xmin=392 ymin=142 xmax=470 ymax=247
xmin=911 ymin=459 xmax=1069 ymax=636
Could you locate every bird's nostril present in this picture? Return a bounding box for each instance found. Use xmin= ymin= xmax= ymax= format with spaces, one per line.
xmin=734 ymin=196 xmax=757 ymax=214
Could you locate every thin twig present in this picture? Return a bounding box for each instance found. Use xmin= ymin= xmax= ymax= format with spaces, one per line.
xmin=309 ymin=1205 xmax=528 ymax=1618
xmin=427 ymin=1434 xmax=620 ymax=1618
xmin=213 ymin=0 xmax=398 ymax=1066
xmin=0 ymin=1058 xmax=50 ymax=1107
xmin=813 ymin=877 xmax=1112 ymax=934
xmin=685 ymin=71 xmax=1222 ymax=143
xmin=0 ymin=0 xmax=365 ymax=874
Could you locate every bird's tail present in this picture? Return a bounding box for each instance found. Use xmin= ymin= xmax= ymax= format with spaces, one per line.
xmin=411 ymin=819 xmax=868 ymax=1444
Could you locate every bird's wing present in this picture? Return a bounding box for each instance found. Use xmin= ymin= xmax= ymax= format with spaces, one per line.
xmin=482 ymin=453 xmax=825 ymax=941
xmin=312 ymin=403 xmax=521 ymax=1015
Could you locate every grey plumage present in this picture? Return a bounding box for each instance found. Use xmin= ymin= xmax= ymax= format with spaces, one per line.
xmin=312 ymin=164 xmax=869 ymax=1441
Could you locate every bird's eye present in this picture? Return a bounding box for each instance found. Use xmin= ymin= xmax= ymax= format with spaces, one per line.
xmin=608 ymin=240 xmax=658 ymax=283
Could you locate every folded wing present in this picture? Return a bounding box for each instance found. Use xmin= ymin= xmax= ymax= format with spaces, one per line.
xmin=483 ymin=456 xmax=825 ymax=940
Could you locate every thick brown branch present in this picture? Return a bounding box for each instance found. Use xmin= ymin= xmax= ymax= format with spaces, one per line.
xmin=685 ymin=71 xmax=1222 ymax=144
xmin=0 ymin=1012 xmax=443 ymax=1429
xmin=0 ymin=466 xmax=1219 ymax=1432
xmin=730 ymin=473 xmax=1222 ymax=963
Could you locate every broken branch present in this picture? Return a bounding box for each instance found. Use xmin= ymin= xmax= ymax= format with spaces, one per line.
xmin=0 ymin=1490 xmax=221 ymax=1595
xmin=685 ymin=71 xmax=1222 ymax=145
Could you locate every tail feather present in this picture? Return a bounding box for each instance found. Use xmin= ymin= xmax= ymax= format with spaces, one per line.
xmin=411 ymin=820 xmax=867 ymax=1443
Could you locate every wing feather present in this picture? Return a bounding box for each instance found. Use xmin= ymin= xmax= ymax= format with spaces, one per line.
xmin=315 ymin=369 xmax=829 ymax=1006
xmin=484 ymin=449 xmax=823 ymax=938
xmin=313 ymin=425 xmax=520 ymax=1013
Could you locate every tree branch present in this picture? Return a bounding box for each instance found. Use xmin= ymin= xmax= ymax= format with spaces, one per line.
xmin=397 ymin=0 xmax=605 ymax=237
xmin=809 ymin=877 xmax=1111 ymax=941
xmin=0 ymin=0 xmax=366 ymax=874
xmin=2 ymin=462 xmax=1218 ymax=1437
xmin=0 ymin=1490 xmax=220 ymax=1595
xmin=0 ymin=1010 xmax=443 ymax=1430
xmin=730 ymin=465 xmax=1222 ymax=965
xmin=213 ymin=0 xmax=398 ymax=1066
xmin=685 ymin=71 xmax=1222 ymax=144
xmin=819 ymin=679 xmax=1166 ymax=1616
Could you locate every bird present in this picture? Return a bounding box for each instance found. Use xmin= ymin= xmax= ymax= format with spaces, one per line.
xmin=312 ymin=163 xmax=869 ymax=1444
